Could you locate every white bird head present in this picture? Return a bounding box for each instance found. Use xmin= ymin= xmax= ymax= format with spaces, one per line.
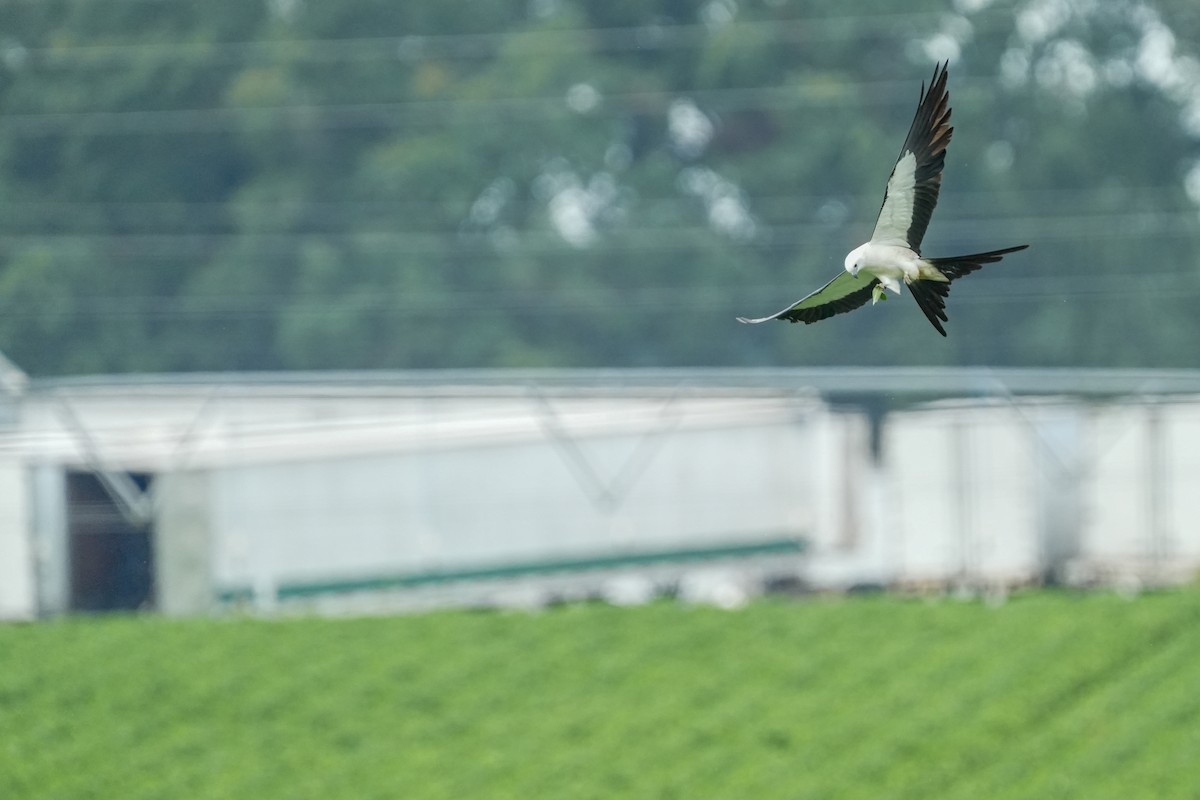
xmin=843 ymin=244 xmax=867 ymax=277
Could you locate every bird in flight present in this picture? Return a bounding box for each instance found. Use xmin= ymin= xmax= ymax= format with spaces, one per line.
xmin=738 ymin=62 xmax=1027 ymax=336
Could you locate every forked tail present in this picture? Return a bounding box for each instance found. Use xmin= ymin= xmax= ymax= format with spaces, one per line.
xmin=910 ymin=244 xmax=1028 ymax=336
xmin=927 ymin=244 xmax=1029 ymax=278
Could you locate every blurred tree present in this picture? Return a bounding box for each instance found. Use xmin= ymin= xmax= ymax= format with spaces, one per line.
xmin=0 ymin=0 xmax=1197 ymax=374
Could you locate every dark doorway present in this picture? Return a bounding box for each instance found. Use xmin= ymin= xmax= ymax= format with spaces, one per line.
xmin=67 ymin=471 xmax=155 ymax=612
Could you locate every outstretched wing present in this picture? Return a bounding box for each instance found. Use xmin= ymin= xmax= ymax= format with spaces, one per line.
xmin=870 ymin=61 xmax=953 ymax=252
xmin=738 ymin=272 xmax=879 ymax=325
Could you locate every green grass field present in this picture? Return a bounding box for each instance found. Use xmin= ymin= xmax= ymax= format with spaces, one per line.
xmin=2 ymin=589 xmax=1198 ymax=799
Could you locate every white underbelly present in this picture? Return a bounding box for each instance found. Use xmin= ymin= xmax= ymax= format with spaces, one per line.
xmin=863 ymin=243 xmax=918 ymax=275
xmin=861 ymin=243 xmax=920 ymax=291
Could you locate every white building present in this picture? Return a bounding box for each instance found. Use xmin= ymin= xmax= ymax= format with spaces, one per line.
xmin=2 ymin=365 xmax=1198 ymax=619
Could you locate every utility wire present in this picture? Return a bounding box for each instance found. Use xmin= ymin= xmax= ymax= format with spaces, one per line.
xmin=0 ymin=260 xmax=1196 ymax=320
xmin=0 ymin=187 xmax=1186 ymax=228
xmin=0 ymin=211 xmax=1193 ymax=256
xmin=0 ymin=283 xmax=1193 ymax=323
xmin=0 ymin=78 xmax=964 ymax=135
xmin=8 ymin=12 xmax=1010 ymax=67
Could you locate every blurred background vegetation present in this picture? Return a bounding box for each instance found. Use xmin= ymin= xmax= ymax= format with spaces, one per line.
xmin=0 ymin=0 xmax=1198 ymax=375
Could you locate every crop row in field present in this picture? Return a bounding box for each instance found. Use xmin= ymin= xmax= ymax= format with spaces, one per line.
xmin=1 ymin=589 xmax=1198 ymax=799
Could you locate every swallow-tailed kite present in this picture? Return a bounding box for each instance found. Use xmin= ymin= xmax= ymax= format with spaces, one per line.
xmin=738 ymin=62 xmax=1027 ymax=336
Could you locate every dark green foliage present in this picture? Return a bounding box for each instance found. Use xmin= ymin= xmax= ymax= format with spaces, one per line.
xmin=1 ymin=590 xmax=1199 ymax=798
xmin=0 ymin=0 xmax=1197 ymax=374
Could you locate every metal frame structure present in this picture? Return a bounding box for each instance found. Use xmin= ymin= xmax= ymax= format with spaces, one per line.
xmin=4 ymin=362 xmax=1200 ymax=618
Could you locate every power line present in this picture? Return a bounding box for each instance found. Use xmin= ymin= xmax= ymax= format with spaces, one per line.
xmin=10 ymin=12 xmax=1010 ymax=67
xmin=0 ymin=9 xmax=1030 ymax=130
xmin=0 ymin=186 xmax=1184 ymax=225
xmin=0 ymin=278 xmax=1194 ymax=323
xmin=0 ymin=211 xmax=1193 ymax=257
xmin=0 ymin=78 xmax=954 ymax=135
